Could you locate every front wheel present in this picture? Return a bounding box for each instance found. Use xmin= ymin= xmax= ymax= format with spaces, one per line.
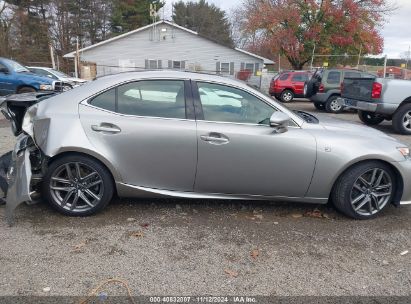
xmin=332 ymin=161 xmax=395 ymax=219
xmin=358 ymin=110 xmax=384 ymax=126
xmin=43 ymin=155 xmax=114 ymax=216
xmin=325 ymin=96 xmax=343 ymax=113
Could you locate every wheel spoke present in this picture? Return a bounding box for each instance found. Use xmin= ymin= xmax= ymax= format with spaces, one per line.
xmin=79 ymin=192 xmax=95 ymax=208
xmin=51 ymin=177 xmax=71 ymax=184
xmin=51 ymin=186 xmax=73 ymax=191
xmin=65 ymin=164 xmax=73 ymax=181
xmin=374 ymin=170 xmax=384 ymax=187
xmin=70 ymin=192 xmax=79 ymax=210
xmin=352 ymin=193 xmax=366 ymax=205
xmin=85 ymin=189 xmax=100 ymax=202
xmin=373 ymin=192 xmax=391 ymax=198
xmin=368 ymin=199 xmax=373 ymax=214
xmin=353 ymin=183 xmax=365 ymax=193
xmin=86 ymin=180 xmax=102 ymax=189
xmin=354 ymin=197 xmax=369 ymax=211
xmin=75 ymin=163 xmax=82 ymax=179
xmin=374 ymin=184 xmax=391 ymax=191
xmin=370 ymin=169 xmax=378 ymax=185
xmin=358 ymin=176 xmax=370 ymax=187
xmin=82 ymin=172 xmax=98 ymax=182
xmin=61 ymin=190 xmax=74 ymax=207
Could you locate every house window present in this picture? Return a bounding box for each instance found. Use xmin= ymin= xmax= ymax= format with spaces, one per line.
xmin=149 ymin=60 xmax=158 ymax=69
xmin=145 ymin=59 xmax=162 ymax=69
xmin=168 ymin=60 xmax=186 ymax=70
xmin=173 ymin=61 xmax=181 ymax=69
xmin=245 ymin=63 xmax=255 ymax=73
xmin=221 ymin=63 xmax=230 ymax=74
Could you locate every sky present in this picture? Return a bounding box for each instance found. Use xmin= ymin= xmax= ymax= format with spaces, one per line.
xmin=165 ymin=0 xmax=411 ymax=59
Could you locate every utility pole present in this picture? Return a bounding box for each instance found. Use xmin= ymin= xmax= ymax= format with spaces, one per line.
xmin=49 ymin=44 xmax=56 ymax=70
xmin=75 ymin=37 xmax=79 ymax=78
xmin=383 ymin=55 xmax=387 ymax=79
xmin=357 ymin=45 xmax=362 ymax=69
xmin=310 ymin=44 xmax=316 ymax=70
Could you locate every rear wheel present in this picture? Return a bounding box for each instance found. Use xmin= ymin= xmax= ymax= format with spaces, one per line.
xmin=17 ymin=86 xmax=36 ymax=94
xmin=392 ymin=103 xmax=411 ymax=135
xmin=358 ymin=110 xmax=384 ymax=126
xmin=43 ymin=155 xmax=113 ymax=216
xmin=280 ymin=90 xmax=294 ymax=103
xmin=332 ymin=161 xmax=395 ymax=219
xmin=314 ymin=102 xmax=325 ymax=111
xmin=325 ymin=95 xmax=343 ymax=113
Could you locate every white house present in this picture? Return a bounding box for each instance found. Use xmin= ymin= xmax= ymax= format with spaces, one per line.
xmin=63 ymin=20 xmax=274 ymax=87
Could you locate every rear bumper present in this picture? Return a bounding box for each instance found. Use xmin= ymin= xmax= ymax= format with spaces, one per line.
xmin=310 ymin=93 xmax=328 ymax=103
xmin=338 ymin=97 xmax=397 ymax=116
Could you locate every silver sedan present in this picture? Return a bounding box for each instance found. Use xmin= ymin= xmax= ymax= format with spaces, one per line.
xmin=3 ymin=71 xmax=411 ymax=222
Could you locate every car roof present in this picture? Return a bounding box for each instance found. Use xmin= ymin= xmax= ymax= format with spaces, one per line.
xmin=96 ymin=70 xmax=249 ymax=87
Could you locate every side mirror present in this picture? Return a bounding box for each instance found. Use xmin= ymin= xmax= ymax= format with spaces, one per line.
xmin=269 ymin=112 xmax=290 ymax=133
xmin=0 ymin=68 xmax=9 ymax=74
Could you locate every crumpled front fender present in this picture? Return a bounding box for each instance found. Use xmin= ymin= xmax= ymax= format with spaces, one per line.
xmin=6 ymin=135 xmax=33 ymax=226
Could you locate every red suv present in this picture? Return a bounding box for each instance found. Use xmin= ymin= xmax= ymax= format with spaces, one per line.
xmin=269 ymin=71 xmax=311 ymax=102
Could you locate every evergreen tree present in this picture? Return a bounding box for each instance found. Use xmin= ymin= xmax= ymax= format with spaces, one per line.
xmin=172 ymin=0 xmax=233 ymax=47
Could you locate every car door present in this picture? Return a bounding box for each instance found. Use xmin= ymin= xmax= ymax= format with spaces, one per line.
xmin=0 ymin=63 xmax=14 ymax=96
xmin=192 ymin=81 xmax=317 ymax=198
xmin=79 ymin=79 xmax=198 ymax=192
xmin=290 ymin=73 xmax=305 ymax=95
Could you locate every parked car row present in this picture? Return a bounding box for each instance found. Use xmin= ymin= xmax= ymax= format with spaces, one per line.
xmin=0 ymin=57 xmax=86 ymax=96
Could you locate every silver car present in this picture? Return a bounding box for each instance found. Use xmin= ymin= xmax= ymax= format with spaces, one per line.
xmin=2 ymin=71 xmax=411 ymax=223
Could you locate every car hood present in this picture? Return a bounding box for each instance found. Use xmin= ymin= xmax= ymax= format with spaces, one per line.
xmin=17 ymin=72 xmax=54 ymax=84
xmin=317 ymin=114 xmax=401 ymax=142
xmin=61 ymin=77 xmax=87 ymax=83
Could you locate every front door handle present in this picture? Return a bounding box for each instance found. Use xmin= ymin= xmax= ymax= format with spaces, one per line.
xmin=91 ymin=123 xmax=121 ymax=134
xmin=200 ymin=133 xmax=229 ymax=145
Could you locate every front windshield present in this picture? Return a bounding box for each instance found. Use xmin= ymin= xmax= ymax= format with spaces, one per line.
xmin=4 ymin=59 xmax=30 ymax=73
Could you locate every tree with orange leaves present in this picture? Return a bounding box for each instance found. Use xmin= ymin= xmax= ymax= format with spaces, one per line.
xmin=237 ymin=0 xmax=391 ymax=69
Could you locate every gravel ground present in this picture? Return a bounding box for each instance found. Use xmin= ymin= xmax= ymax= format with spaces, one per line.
xmin=0 ymin=101 xmax=410 ymax=297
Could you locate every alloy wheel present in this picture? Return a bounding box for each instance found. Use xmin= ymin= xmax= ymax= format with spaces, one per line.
xmin=282 ymin=92 xmax=293 ymax=102
xmin=402 ymin=111 xmax=411 ymax=130
xmin=350 ymin=168 xmax=392 ymax=216
xmin=50 ymin=162 xmax=104 ymax=213
xmin=330 ymin=99 xmax=342 ymax=112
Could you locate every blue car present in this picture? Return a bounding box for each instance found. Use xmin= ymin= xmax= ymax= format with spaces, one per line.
xmin=0 ymin=58 xmax=61 ymax=96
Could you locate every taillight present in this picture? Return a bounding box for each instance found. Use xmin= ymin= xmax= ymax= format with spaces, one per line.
xmin=319 ymin=83 xmax=325 ymax=93
xmin=340 ymin=82 xmax=344 ymax=92
xmin=371 ymin=82 xmax=382 ymax=99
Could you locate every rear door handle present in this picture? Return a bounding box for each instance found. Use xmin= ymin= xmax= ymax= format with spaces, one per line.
xmin=91 ymin=123 xmax=121 ymax=134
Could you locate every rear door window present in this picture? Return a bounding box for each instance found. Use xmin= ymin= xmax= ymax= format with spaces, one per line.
xmin=291 ymin=74 xmax=308 ymax=82
xmin=279 ymin=73 xmax=289 ymax=81
xmin=327 ymin=71 xmax=341 ymax=84
xmin=117 ymin=80 xmax=186 ymax=119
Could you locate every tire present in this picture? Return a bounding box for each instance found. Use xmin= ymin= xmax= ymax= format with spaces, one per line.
xmin=280 ymin=90 xmax=294 ymax=103
xmin=0 ymin=151 xmax=11 ymax=205
xmin=332 ymin=161 xmax=396 ymax=220
xmin=325 ymin=95 xmax=343 ymax=113
xmin=42 ymin=154 xmax=114 ymax=216
xmin=358 ymin=110 xmax=384 ymax=126
xmin=314 ymin=102 xmax=325 ymax=111
xmin=392 ymin=103 xmax=411 ymax=135
xmin=17 ymin=86 xmax=36 ymax=94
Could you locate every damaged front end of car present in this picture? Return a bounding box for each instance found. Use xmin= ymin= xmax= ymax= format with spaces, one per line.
xmin=0 ymin=92 xmax=55 ymax=225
